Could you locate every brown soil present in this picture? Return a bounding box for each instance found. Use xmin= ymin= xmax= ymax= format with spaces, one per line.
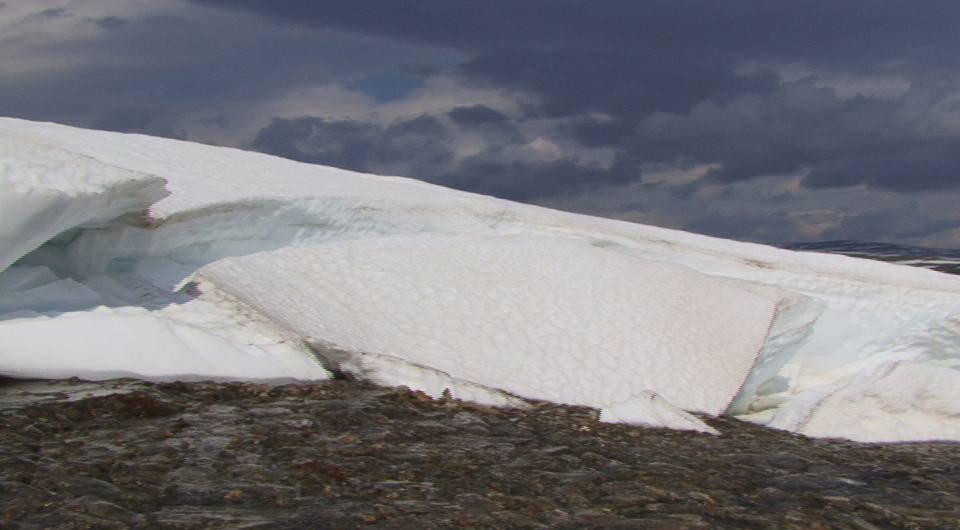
xmin=1 ymin=377 xmax=958 ymax=529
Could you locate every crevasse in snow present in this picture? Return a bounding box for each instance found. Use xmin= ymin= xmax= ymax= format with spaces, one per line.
xmin=1 ymin=117 xmax=960 ymax=442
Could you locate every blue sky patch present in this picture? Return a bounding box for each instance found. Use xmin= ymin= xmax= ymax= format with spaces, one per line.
xmin=346 ymin=72 xmax=424 ymax=103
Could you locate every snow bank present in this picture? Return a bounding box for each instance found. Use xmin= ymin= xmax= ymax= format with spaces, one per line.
xmin=770 ymin=361 xmax=960 ymax=443
xmin=0 ymin=306 xmax=326 ymax=382
xmin=0 ymin=126 xmax=331 ymax=382
xmin=2 ymin=117 xmax=960 ymax=442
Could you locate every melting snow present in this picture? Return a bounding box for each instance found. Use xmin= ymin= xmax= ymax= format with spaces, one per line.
xmin=2 ymin=117 xmax=960 ymax=442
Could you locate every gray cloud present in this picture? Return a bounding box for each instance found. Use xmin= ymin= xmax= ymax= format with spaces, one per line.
xmin=92 ymin=16 xmax=129 ymax=30
xmin=682 ymin=210 xmax=801 ymax=243
xmin=188 ymin=1 xmax=960 ymax=69
xmin=190 ymin=0 xmax=960 ymax=198
xmin=93 ymin=107 xmax=157 ymax=131
xmin=447 ymin=105 xmax=509 ymax=126
xmin=628 ymin=79 xmax=960 ymax=192
xmin=803 ymin=140 xmax=960 ymax=192
xmin=8 ymin=0 xmax=960 ymax=244
xmin=442 ymin=150 xmax=640 ymax=201
xmin=569 ymin=118 xmax=636 ymax=149
xmin=634 ymin=81 xmax=882 ymax=170
xmin=92 ymin=107 xmax=184 ymax=139
xmin=188 ymin=1 xmax=960 ymax=111
xmin=251 ymin=117 xmax=380 ymax=169
xmin=37 ymin=8 xmax=66 ymax=19
xmin=250 ymin=114 xmax=641 ymax=201
xmin=445 ymin=158 xmax=607 ymax=201
xmin=0 ymin=1 xmax=459 ymax=137
xmin=819 ymin=205 xmax=960 ymax=243
xmin=376 ymin=115 xmax=451 ymax=168
xmin=250 ymin=116 xmax=456 ymax=177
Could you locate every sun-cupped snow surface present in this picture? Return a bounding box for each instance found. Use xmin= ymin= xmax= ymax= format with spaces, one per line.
xmin=188 ymin=234 xmax=784 ymax=419
xmin=2 ymin=117 xmax=960 ymax=442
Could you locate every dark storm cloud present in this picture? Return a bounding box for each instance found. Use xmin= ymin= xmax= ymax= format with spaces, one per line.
xmin=92 ymin=16 xmax=130 ymax=31
xmin=634 ymin=80 xmax=886 ymax=171
xmin=0 ymin=12 xmax=242 ymax=125
xmin=0 ymin=57 xmax=262 ymax=131
xmin=819 ymin=205 xmax=960 ymax=243
xmin=251 ymin=117 xmax=380 ymax=169
xmin=251 ymin=116 xmax=453 ymax=174
xmin=682 ymin=211 xmax=801 ymax=243
xmin=376 ymin=115 xmax=451 ymax=166
xmin=251 ymin=115 xmax=640 ymax=201
xmin=457 ymin=48 xmax=768 ymax=119
xmin=189 ymin=1 xmax=960 ymax=69
xmin=0 ymin=1 xmax=451 ymax=139
xmin=9 ymin=0 xmax=960 ymax=243
xmin=190 ymin=0 xmax=783 ymax=118
xmin=441 ymin=150 xmax=641 ymax=201
xmin=196 ymin=0 xmax=960 ymax=198
xmin=803 ymin=140 xmax=960 ymax=192
xmin=569 ymin=118 xmax=636 ymax=149
xmin=189 ymin=1 xmax=960 ymax=102
xmin=442 ymin=158 xmax=611 ymax=201
xmin=629 ymin=79 xmax=960 ymax=191
xmin=94 ymin=107 xmax=163 ymax=133
xmin=447 ymin=105 xmax=509 ymax=126
xmin=36 ymin=8 xmax=66 ymax=19
xmin=92 ymin=107 xmax=185 ymax=139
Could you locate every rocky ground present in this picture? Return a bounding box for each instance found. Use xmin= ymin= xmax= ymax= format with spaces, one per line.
xmin=1 ymin=377 xmax=958 ymax=529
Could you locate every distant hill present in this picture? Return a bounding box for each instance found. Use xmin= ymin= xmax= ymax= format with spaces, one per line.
xmin=781 ymin=240 xmax=960 ymax=275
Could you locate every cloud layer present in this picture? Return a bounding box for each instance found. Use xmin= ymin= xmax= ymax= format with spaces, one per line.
xmin=4 ymin=0 xmax=960 ymax=245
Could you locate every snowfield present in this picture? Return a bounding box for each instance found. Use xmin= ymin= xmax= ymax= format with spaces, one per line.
xmin=2 ymin=117 xmax=959 ymax=442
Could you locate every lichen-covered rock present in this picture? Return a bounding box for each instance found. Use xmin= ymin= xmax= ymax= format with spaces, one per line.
xmin=1 ymin=377 xmax=958 ymax=529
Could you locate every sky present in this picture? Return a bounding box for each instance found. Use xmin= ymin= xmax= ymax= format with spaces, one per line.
xmin=4 ymin=0 xmax=960 ymax=246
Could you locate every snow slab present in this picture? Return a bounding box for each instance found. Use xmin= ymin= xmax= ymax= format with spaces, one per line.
xmin=188 ymin=234 xmax=788 ymax=416
xmin=3 ymin=117 xmax=960 ymax=441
